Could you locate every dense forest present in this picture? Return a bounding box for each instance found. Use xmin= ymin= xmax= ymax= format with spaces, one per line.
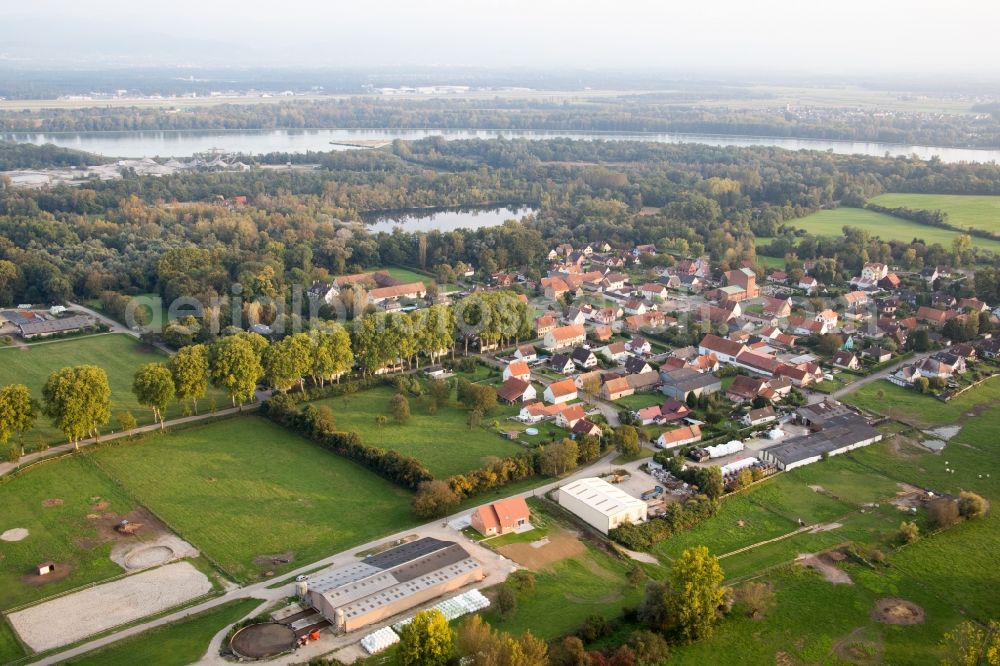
xmin=0 ymin=141 xmax=110 ymax=170
xmin=3 ymin=96 xmax=1000 ymax=148
xmin=2 ymin=137 xmax=1000 ymax=310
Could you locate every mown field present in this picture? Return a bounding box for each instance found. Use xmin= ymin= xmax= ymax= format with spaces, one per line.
xmin=0 ymin=333 xmax=228 ymax=448
xmin=315 ymin=385 xmax=525 ymax=478
xmin=870 ymin=193 xmax=1000 ymax=234
xmin=63 ymin=597 xmax=262 ymax=666
xmin=667 ymin=374 xmax=1000 ymax=664
xmin=0 ymin=456 xmax=138 ymax=612
xmin=89 ymin=417 xmax=417 ymax=582
xmin=790 ymin=206 xmax=1000 ymax=252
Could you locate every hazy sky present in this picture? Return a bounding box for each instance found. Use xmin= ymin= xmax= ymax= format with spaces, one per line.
xmin=2 ymin=0 xmax=998 ymax=75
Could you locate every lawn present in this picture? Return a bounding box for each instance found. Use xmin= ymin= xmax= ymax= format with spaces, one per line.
xmin=755 ymin=254 xmax=786 ymax=270
xmin=613 ymin=393 xmax=665 ymax=411
xmin=842 ymin=375 xmax=1000 ymax=427
xmin=63 ymin=597 xmax=263 ymax=666
xmin=89 ymin=417 xmax=417 ymax=582
xmin=382 ymin=266 xmax=435 ymax=285
xmin=870 ymin=193 xmax=1000 ymax=234
xmin=790 ymin=206 xmax=1000 ymax=252
xmin=0 ymin=456 xmax=138 ymax=611
xmin=0 ymin=333 xmax=228 ymax=448
xmin=314 ymin=385 xmax=525 ymax=478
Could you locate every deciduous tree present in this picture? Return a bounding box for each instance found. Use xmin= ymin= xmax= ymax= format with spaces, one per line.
xmin=398 ymin=609 xmax=453 ymax=666
xmin=42 ymin=365 xmax=111 ymax=448
xmin=0 ymin=384 xmax=36 ymax=448
xmin=132 ymin=362 xmax=175 ymax=429
xmin=169 ymin=343 xmax=209 ymax=414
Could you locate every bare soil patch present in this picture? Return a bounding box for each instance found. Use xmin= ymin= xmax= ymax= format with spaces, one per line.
xmin=254 ymin=551 xmax=296 ymax=567
xmin=872 ymin=598 xmax=925 ymax=625
xmin=21 ymin=563 xmax=74 ymax=587
xmin=41 ymin=498 xmax=64 ymax=507
xmin=0 ymin=528 xmax=28 ymax=542
xmin=831 ymin=627 xmax=884 ymax=665
xmin=498 ymin=529 xmax=585 ymax=570
xmin=796 ymin=552 xmax=853 ymax=585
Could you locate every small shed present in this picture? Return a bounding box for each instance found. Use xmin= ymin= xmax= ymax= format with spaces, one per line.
xmin=36 ymin=561 xmax=56 ymax=576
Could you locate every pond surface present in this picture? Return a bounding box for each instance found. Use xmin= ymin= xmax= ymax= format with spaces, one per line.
xmin=364 ymin=205 xmax=536 ymax=233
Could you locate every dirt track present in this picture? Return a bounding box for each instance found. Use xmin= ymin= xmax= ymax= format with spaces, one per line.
xmin=8 ymin=562 xmax=212 ymax=652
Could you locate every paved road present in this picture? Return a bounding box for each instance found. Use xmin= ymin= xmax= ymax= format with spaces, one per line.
xmin=34 ymin=449 xmax=623 ymax=666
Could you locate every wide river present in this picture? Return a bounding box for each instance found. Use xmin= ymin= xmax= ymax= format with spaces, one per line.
xmin=4 ymin=128 xmax=999 ymax=163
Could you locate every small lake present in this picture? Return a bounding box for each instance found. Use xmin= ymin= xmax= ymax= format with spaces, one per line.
xmin=364 ymin=205 xmax=535 ymax=234
xmin=3 ymin=128 xmax=1000 ymax=164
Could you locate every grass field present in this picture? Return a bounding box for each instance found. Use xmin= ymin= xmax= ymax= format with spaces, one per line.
xmin=63 ymin=597 xmax=262 ymax=666
xmin=0 ymin=615 xmax=23 ymax=664
xmin=790 ymin=206 xmax=1000 ymax=252
xmin=870 ymin=193 xmax=1000 ymax=234
xmin=842 ymin=375 xmax=1000 ymax=427
xmin=314 ymin=385 xmax=524 ymax=478
xmin=0 ymin=334 xmax=228 ymax=448
xmin=0 ymin=456 xmax=138 ymax=611
xmin=89 ymin=417 xmax=417 ymax=582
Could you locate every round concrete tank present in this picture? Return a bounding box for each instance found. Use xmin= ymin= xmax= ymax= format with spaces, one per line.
xmin=296 ymin=580 xmax=308 ymax=598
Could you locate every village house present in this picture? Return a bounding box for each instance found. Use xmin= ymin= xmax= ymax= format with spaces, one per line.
xmin=798 ymin=276 xmax=819 ymax=293
xmin=660 ymin=368 xmax=722 ymax=400
xmin=549 ymin=354 xmax=575 ymax=374
xmin=625 ymin=336 xmax=651 ymax=355
xmin=542 ymin=277 xmax=570 ymax=300
xmin=555 ymin=403 xmax=587 ymax=429
xmin=514 ymin=344 xmax=537 ymax=362
xmin=471 ymin=497 xmax=530 ymax=537
xmin=624 ymin=356 xmax=653 ymax=375
xmin=590 ymin=324 xmax=614 ymax=342
xmin=627 ymin=370 xmax=662 ymax=393
xmin=367 ymin=282 xmax=427 ymax=305
xmin=763 ymin=297 xmax=792 ymax=319
xmin=572 ymin=419 xmax=603 ymax=438
xmin=571 ymin=347 xmax=599 ymax=369
xmin=832 ymin=350 xmax=860 ymax=370
xmin=535 ymin=314 xmax=557 ymax=336
xmin=503 ymin=360 xmax=532 ymax=382
xmin=635 ymin=398 xmax=691 ymax=426
xmin=742 ymin=406 xmax=777 ymax=427
xmin=544 ymin=378 xmax=579 ymax=404
xmin=716 ymin=267 xmax=760 ymax=303
xmin=698 ymin=334 xmax=748 ymax=364
xmin=497 ymin=378 xmax=537 ymax=404
xmin=543 ymin=324 xmax=587 ymax=351
xmin=599 ymin=341 xmax=629 ymax=363
xmin=601 ymin=377 xmax=634 ymax=401
xmin=656 ymin=424 xmax=702 ymax=449
xmin=726 ymin=375 xmax=775 ymax=403
xmin=640 ymin=283 xmax=669 ymax=300
xmin=864 ymin=346 xmax=893 ymax=363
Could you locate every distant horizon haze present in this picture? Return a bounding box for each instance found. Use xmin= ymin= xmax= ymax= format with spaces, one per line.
xmin=1 ymin=0 xmax=998 ymax=77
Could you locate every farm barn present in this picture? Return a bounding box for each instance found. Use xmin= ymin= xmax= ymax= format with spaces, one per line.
xmin=303 ymin=538 xmax=484 ymax=633
xmin=557 ymin=477 xmax=647 ymax=534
